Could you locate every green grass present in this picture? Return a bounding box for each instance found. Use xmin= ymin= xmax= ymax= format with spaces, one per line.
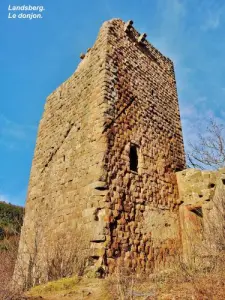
xmin=28 ymin=276 xmax=112 ymax=300
xmin=29 ymin=276 xmax=80 ymax=295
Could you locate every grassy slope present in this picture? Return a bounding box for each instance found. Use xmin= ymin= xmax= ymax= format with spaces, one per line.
xmin=27 ymin=276 xmax=111 ymax=300
xmin=27 ymin=268 xmax=225 ymax=300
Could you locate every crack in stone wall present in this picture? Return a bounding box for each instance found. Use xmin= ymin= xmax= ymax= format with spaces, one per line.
xmin=41 ymin=121 xmax=75 ymax=173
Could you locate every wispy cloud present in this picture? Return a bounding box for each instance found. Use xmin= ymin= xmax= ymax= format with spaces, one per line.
xmin=0 ymin=114 xmax=36 ymax=150
xmin=181 ymin=99 xmax=225 ymax=154
xmin=199 ymin=0 xmax=225 ymax=31
xmin=202 ymin=10 xmax=222 ymax=30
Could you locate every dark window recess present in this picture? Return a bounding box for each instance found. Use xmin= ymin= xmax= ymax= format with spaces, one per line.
xmin=191 ymin=207 xmax=203 ymax=218
xmin=208 ymin=183 xmax=215 ymax=188
xmin=95 ymin=186 xmax=107 ymax=191
xmin=130 ymin=145 xmax=138 ymax=172
xmin=175 ymin=166 xmax=183 ymax=172
xmin=91 ymin=256 xmax=99 ymax=260
xmin=222 ymin=179 xmax=225 ymax=185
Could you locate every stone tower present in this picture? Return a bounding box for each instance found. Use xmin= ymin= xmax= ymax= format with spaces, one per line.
xmin=14 ymin=19 xmax=185 ymax=288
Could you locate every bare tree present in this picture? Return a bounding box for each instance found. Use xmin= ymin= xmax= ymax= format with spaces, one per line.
xmin=187 ymin=119 xmax=225 ymax=170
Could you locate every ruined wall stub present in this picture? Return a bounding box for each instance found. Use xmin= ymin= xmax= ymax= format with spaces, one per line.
xmin=14 ymin=19 xmax=185 ymax=288
xmin=177 ymin=168 xmax=225 ymax=268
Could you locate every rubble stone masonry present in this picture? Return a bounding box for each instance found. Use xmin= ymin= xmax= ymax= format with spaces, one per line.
xmin=14 ymin=19 xmax=185 ymax=288
xmin=177 ymin=168 xmax=225 ymax=267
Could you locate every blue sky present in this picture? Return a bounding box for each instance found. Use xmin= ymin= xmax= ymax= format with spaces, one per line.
xmin=0 ymin=0 xmax=224 ymax=206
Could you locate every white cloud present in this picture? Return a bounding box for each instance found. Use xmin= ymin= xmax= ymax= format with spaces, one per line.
xmin=195 ymin=96 xmax=207 ymax=104
xmin=200 ymin=0 xmax=224 ymax=31
xmin=180 ymin=102 xmax=197 ymax=118
xmin=0 ymin=114 xmax=36 ymax=150
xmin=202 ymin=11 xmax=222 ymax=30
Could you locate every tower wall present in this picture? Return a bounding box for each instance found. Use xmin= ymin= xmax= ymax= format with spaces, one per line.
xmin=14 ymin=19 xmax=185 ymax=288
xmin=14 ymin=22 xmax=110 ymax=288
xmin=102 ymin=20 xmax=185 ymax=272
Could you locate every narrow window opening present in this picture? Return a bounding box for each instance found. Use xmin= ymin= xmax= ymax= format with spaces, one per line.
xmin=175 ymin=167 xmax=183 ymax=172
xmin=208 ymin=183 xmax=215 ymax=188
xmin=191 ymin=207 xmax=203 ymax=218
xmin=91 ymin=256 xmax=99 ymax=260
xmin=222 ymin=179 xmax=225 ymax=185
xmin=95 ymin=186 xmax=107 ymax=191
xmin=130 ymin=144 xmax=138 ymax=172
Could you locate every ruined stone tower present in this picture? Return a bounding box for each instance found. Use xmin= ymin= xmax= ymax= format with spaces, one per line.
xmin=14 ymin=19 xmax=185 ymax=288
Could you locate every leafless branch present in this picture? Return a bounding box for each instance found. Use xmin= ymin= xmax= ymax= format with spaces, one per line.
xmin=187 ymin=119 xmax=225 ymax=169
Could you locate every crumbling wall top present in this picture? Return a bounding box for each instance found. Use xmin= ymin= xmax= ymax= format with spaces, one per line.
xmin=103 ymin=18 xmax=174 ymax=72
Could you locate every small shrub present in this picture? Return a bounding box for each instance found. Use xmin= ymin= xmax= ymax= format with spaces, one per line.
xmin=46 ymin=229 xmax=90 ymax=282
